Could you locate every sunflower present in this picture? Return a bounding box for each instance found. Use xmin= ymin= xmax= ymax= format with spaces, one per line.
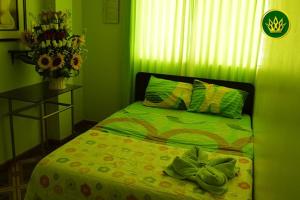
xmin=71 ymin=35 xmax=85 ymax=48
xmin=50 ymin=54 xmax=65 ymax=71
xmin=78 ymin=35 xmax=85 ymax=45
xmin=37 ymin=54 xmax=52 ymax=69
xmin=70 ymin=54 xmax=82 ymax=70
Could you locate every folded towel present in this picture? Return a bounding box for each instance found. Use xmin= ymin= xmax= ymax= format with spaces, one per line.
xmin=164 ymin=146 xmax=239 ymax=195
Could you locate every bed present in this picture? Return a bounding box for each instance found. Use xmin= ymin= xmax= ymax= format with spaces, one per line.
xmin=25 ymin=72 xmax=254 ymax=200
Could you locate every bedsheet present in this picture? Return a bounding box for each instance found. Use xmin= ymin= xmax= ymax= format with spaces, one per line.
xmin=25 ymin=130 xmax=252 ymax=200
xmin=95 ymin=102 xmax=253 ymax=158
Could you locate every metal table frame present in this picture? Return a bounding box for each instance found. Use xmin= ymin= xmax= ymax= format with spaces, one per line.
xmin=8 ymin=93 xmax=75 ymax=160
xmin=0 ymin=82 xmax=82 ymax=161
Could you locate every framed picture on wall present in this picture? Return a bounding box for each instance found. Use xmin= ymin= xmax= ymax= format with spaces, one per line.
xmin=103 ymin=0 xmax=120 ymax=24
xmin=0 ymin=0 xmax=25 ymax=40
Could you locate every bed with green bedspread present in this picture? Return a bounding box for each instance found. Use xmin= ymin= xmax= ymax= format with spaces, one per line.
xmin=95 ymin=102 xmax=253 ymax=158
xmin=25 ymin=129 xmax=252 ymax=200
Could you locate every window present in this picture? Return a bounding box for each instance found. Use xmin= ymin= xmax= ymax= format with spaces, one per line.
xmin=130 ymin=0 xmax=265 ymax=83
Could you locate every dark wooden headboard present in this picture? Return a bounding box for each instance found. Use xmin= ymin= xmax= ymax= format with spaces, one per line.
xmin=134 ymin=72 xmax=255 ymax=116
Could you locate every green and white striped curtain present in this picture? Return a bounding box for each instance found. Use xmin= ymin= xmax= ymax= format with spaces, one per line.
xmin=130 ymin=0 xmax=265 ymax=83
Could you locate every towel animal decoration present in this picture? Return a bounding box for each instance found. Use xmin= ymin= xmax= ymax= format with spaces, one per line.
xmin=164 ymin=146 xmax=240 ymax=195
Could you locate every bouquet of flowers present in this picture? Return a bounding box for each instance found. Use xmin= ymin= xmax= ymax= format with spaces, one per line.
xmin=21 ymin=11 xmax=86 ymax=79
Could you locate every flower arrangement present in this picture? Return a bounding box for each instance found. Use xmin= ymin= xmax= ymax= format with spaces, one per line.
xmin=21 ymin=11 xmax=86 ymax=79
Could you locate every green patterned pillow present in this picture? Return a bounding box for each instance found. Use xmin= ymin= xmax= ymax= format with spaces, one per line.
xmin=143 ymin=76 xmax=193 ymax=110
xmin=188 ymin=80 xmax=247 ymax=118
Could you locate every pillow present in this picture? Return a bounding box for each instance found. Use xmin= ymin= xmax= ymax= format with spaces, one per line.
xmin=143 ymin=76 xmax=193 ymax=110
xmin=188 ymin=80 xmax=247 ymax=118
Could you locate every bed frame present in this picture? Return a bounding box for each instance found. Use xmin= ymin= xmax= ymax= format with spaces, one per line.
xmin=135 ymin=72 xmax=255 ymax=117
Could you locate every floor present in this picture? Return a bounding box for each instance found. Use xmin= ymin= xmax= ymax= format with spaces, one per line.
xmin=0 ymin=158 xmax=39 ymax=200
xmin=0 ymin=120 xmax=98 ymax=200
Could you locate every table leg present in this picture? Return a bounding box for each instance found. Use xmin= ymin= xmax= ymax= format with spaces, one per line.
xmin=71 ymin=90 xmax=75 ymax=135
xmin=39 ymin=102 xmax=46 ymax=154
xmin=43 ymin=102 xmax=48 ymax=149
xmin=8 ymin=99 xmax=18 ymax=199
xmin=8 ymin=99 xmax=16 ymax=160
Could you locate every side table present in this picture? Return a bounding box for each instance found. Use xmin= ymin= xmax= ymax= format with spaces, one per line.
xmin=0 ymin=81 xmax=82 ymax=161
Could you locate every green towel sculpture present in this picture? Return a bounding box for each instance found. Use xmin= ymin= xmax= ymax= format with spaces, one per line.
xmin=164 ymin=146 xmax=239 ymax=195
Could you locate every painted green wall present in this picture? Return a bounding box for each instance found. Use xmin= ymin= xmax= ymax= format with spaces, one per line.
xmin=82 ymin=0 xmax=131 ymax=121
xmin=71 ymin=0 xmax=84 ymax=123
xmin=254 ymin=1 xmax=300 ymax=199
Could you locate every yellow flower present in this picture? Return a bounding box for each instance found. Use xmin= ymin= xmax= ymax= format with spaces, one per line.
xmin=50 ymin=54 xmax=65 ymax=71
xmin=78 ymin=35 xmax=85 ymax=45
xmin=71 ymin=54 xmax=82 ymax=70
xmin=37 ymin=54 xmax=52 ymax=69
xmin=71 ymin=36 xmax=85 ymax=48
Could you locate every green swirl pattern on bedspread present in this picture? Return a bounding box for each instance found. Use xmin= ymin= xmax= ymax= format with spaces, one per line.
xmin=96 ymin=102 xmax=253 ymax=158
xmin=25 ymin=130 xmax=252 ymax=200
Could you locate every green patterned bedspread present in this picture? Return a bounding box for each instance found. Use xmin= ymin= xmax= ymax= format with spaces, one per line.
xmin=95 ymin=102 xmax=253 ymax=158
xmin=25 ymin=130 xmax=253 ymax=200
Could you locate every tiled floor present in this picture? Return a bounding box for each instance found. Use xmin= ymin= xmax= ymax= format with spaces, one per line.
xmin=0 ymin=158 xmax=40 ymax=200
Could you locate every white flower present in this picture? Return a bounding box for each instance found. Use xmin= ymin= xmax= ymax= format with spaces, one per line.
xmin=46 ymin=40 xmax=51 ymax=47
xmin=67 ymin=41 xmax=72 ymax=47
xmin=62 ymin=39 xmax=67 ymax=46
xmin=41 ymin=41 xmax=46 ymax=48
xmin=58 ymin=40 xmax=63 ymax=47
xmin=52 ymin=40 xmax=58 ymax=47
xmin=41 ymin=25 xmax=47 ymax=31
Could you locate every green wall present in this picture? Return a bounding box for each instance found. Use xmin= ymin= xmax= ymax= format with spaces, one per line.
xmin=254 ymin=1 xmax=300 ymax=199
xmin=82 ymin=0 xmax=131 ymax=121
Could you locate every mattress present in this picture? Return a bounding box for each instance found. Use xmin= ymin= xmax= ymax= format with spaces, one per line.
xmin=95 ymin=102 xmax=253 ymax=158
xmin=25 ymin=129 xmax=252 ymax=200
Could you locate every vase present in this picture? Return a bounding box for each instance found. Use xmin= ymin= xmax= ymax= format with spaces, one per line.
xmin=48 ymin=77 xmax=66 ymax=90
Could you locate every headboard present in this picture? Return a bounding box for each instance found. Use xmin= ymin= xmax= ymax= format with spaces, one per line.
xmin=135 ymin=72 xmax=255 ymax=116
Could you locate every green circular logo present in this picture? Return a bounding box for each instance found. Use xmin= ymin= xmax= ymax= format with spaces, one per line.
xmin=262 ymin=10 xmax=289 ymax=38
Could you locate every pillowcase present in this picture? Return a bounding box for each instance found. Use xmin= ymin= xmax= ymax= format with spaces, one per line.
xmin=143 ymin=76 xmax=193 ymax=110
xmin=188 ymin=80 xmax=247 ymax=118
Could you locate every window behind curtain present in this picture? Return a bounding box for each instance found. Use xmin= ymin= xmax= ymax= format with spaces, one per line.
xmin=130 ymin=0 xmax=265 ymax=83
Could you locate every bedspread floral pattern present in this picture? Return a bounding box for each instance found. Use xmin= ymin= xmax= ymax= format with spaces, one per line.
xmin=25 ymin=130 xmax=252 ymax=200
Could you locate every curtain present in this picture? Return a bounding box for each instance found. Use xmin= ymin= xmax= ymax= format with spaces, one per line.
xmin=130 ymin=0 xmax=265 ymax=83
